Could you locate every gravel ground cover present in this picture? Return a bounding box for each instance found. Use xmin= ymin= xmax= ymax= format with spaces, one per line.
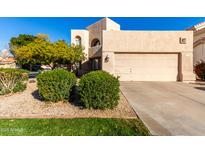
xmin=0 ymin=79 xmax=136 ymax=119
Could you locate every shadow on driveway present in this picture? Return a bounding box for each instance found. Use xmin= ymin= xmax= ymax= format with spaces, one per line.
xmin=194 ymin=87 xmax=205 ymax=91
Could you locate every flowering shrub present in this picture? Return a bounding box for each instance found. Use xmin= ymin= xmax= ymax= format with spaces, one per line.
xmin=194 ymin=61 xmax=205 ymax=80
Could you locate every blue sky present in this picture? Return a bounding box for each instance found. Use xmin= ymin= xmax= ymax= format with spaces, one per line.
xmin=0 ymin=17 xmax=205 ymax=51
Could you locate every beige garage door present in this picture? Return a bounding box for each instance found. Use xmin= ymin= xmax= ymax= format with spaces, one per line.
xmin=114 ymin=53 xmax=179 ymax=81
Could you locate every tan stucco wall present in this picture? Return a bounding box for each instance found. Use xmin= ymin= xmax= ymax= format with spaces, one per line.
xmin=86 ymin=18 xmax=120 ymax=47
xmin=71 ymin=18 xmax=121 ymax=60
xmin=71 ymin=30 xmax=89 ymax=59
xmin=71 ymin=30 xmax=89 ymax=71
xmin=102 ymin=31 xmax=193 ymax=52
xmin=106 ymin=18 xmax=120 ymax=31
xmin=102 ymin=31 xmax=195 ymax=81
xmin=86 ymin=18 xmax=107 ymax=47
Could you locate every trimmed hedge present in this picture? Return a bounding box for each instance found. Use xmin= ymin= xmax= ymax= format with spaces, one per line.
xmin=37 ymin=69 xmax=76 ymax=102
xmin=78 ymin=70 xmax=120 ymax=109
xmin=0 ymin=68 xmax=28 ymax=95
xmin=194 ymin=61 xmax=205 ymax=80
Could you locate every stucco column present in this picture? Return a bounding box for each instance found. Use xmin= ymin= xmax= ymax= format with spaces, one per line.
xmin=181 ymin=52 xmax=195 ymax=81
xmin=102 ymin=52 xmax=114 ymax=74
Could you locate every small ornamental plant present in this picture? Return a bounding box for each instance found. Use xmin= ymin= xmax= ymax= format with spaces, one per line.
xmin=194 ymin=61 xmax=205 ymax=80
xmin=0 ymin=68 xmax=28 ymax=95
xmin=37 ymin=69 xmax=76 ymax=102
xmin=78 ymin=70 xmax=120 ymax=109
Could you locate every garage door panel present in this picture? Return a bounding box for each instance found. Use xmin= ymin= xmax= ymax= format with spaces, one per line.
xmin=114 ymin=53 xmax=178 ymax=81
xmin=115 ymin=67 xmax=131 ymax=74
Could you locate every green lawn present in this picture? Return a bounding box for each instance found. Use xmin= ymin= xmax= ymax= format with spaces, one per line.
xmin=0 ymin=118 xmax=150 ymax=136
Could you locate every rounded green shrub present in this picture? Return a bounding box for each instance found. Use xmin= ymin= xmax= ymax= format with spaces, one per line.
xmin=78 ymin=70 xmax=120 ymax=109
xmin=0 ymin=68 xmax=29 ymax=95
xmin=36 ymin=69 xmax=76 ymax=102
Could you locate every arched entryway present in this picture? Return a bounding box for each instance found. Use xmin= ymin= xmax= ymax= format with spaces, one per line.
xmin=91 ymin=38 xmax=100 ymax=47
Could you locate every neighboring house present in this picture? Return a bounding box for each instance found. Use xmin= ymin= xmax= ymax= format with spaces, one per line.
xmin=71 ymin=18 xmax=194 ymax=81
xmin=0 ymin=49 xmax=16 ymax=68
xmin=0 ymin=56 xmax=16 ymax=68
xmin=187 ymin=22 xmax=205 ymax=65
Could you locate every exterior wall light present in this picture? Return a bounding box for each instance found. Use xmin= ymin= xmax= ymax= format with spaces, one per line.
xmin=105 ymin=54 xmax=110 ymax=62
xmin=179 ymin=37 xmax=187 ymax=44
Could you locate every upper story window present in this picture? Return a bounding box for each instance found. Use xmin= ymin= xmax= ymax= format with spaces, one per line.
xmin=91 ymin=38 xmax=100 ymax=47
xmin=75 ymin=36 xmax=81 ymax=46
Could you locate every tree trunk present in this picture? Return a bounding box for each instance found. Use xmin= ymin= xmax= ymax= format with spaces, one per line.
xmin=29 ymin=64 xmax=32 ymax=71
xmin=50 ymin=62 xmax=54 ymax=70
xmin=67 ymin=64 xmax=72 ymax=71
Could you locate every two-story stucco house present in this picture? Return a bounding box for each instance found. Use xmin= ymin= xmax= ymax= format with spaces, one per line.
xmin=187 ymin=22 xmax=205 ymax=65
xmin=71 ymin=18 xmax=194 ymax=81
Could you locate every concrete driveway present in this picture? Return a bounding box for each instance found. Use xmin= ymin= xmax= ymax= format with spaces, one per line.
xmin=120 ymin=82 xmax=205 ymax=136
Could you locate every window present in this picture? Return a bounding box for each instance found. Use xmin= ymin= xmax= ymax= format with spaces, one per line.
xmin=75 ymin=36 xmax=81 ymax=46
